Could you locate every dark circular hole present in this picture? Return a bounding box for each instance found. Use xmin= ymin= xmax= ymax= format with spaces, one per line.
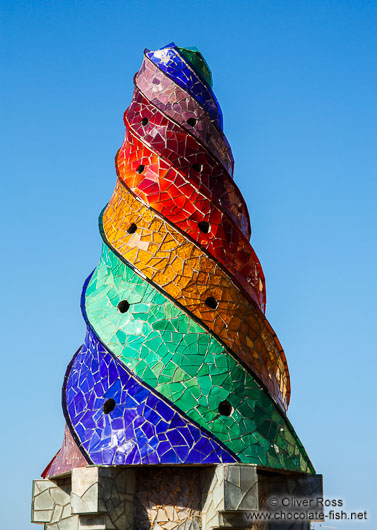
xmin=118 ymin=300 xmax=130 ymax=313
xmin=103 ymin=398 xmax=116 ymax=414
xmin=218 ymin=400 xmax=232 ymax=417
xmin=136 ymin=164 xmax=145 ymax=174
xmin=198 ymin=221 xmax=210 ymax=234
xmin=187 ymin=117 xmax=197 ymax=127
xmin=191 ymin=163 xmax=203 ymax=173
xmin=127 ymin=223 xmax=137 ymax=234
xmin=205 ymin=296 xmax=218 ymax=310
xmin=141 ymin=117 xmax=149 ymax=126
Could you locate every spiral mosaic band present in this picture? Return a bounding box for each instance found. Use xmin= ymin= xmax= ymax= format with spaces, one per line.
xmin=146 ymin=43 xmax=223 ymax=130
xmin=119 ymin=98 xmax=251 ymax=238
xmin=64 ymin=325 xmax=237 ymax=465
xmin=80 ymin=245 xmax=312 ymax=471
xmin=105 ymin=178 xmax=265 ymax=312
xmin=44 ymin=42 xmax=314 ymax=478
xmin=136 ymin=54 xmax=234 ymax=174
xmin=101 ymin=189 xmax=288 ymax=408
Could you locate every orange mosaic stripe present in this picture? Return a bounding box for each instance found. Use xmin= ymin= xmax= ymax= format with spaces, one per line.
xmin=115 ymin=130 xmax=266 ymax=312
xmin=102 ymin=181 xmax=291 ymax=410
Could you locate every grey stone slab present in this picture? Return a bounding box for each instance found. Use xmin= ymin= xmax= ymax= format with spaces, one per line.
xmin=62 ymin=504 xmax=72 ymax=519
xmin=225 ymin=465 xmax=241 ymax=489
xmin=224 ymin=465 xmax=258 ymax=511
xmin=79 ymin=514 xmax=106 ymax=530
xmin=51 ymin=486 xmax=71 ymax=506
xmin=71 ymin=468 xmax=101 ymax=514
xmin=57 ymin=514 xmax=80 ymax=530
xmin=34 ymin=490 xmax=55 ymax=511
xmin=32 ymin=480 xmax=55 ymax=523
xmin=52 ymin=504 xmax=64 ymax=523
xmin=34 ymin=480 xmax=54 ymax=494
xmin=33 ymin=509 xmax=53 ymax=523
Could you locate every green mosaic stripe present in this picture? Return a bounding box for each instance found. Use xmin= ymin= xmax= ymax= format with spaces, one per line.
xmin=85 ymin=243 xmax=314 ymax=473
xmin=177 ymin=46 xmax=213 ymax=87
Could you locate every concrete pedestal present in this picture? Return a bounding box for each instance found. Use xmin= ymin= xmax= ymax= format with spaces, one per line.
xmin=31 ymin=465 xmax=323 ymax=530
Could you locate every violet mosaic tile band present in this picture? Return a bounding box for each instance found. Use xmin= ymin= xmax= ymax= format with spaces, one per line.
xmin=63 ymin=326 xmax=237 ymax=465
xmin=146 ymin=43 xmax=223 ymax=130
xmin=136 ymin=56 xmax=234 ymax=174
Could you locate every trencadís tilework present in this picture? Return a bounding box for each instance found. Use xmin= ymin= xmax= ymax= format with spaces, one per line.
xmin=43 ymin=43 xmax=314 ymax=477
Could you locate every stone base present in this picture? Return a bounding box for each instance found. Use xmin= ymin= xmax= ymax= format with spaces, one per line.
xmin=31 ymin=465 xmax=323 ymax=530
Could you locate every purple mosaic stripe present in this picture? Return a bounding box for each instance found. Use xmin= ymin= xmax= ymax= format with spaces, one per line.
xmin=146 ymin=44 xmax=223 ymax=130
xmin=63 ymin=326 xmax=237 ymax=465
xmin=136 ymin=56 xmax=234 ymax=175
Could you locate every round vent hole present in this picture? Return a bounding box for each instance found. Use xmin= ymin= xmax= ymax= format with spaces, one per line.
xmin=198 ymin=221 xmax=210 ymax=234
xmin=103 ymin=399 xmax=116 ymax=414
xmin=187 ymin=117 xmax=197 ymax=127
xmin=218 ymin=400 xmax=232 ymax=417
xmin=141 ymin=117 xmax=149 ymax=126
xmin=127 ymin=223 xmax=137 ymax=234
xmin=136 ymin=164 xmax=145 ymax=174
xmin=205 ymin=296 xmax=218 ymax=310
xmin=118 ymin=300 xmax=130 ymax=313
xmin=191 ymin=163 xmax=203 ymax=173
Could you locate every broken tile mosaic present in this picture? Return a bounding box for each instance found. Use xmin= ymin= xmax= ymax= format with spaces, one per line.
xmin=146 ymin=43 xmax=223 ymax=130
xmin=135 ymin=56 xmax=234 ymax=174
xmin=101 ymin=191 xmax=286 ymax=406
xmin=82 ymin=247 xmax=313 ymax=472
xmin=64 ymin=326 xmax=236 ymax=465
xmin=43 ymin=42 xmax=314 ymax=479
xmin=42 ymin=424 xmax=88 ymax=479
xmin=116 ymin=124 xmax=250 ymax=238
xmin=104 ymin=178 xmax=265 ymax=315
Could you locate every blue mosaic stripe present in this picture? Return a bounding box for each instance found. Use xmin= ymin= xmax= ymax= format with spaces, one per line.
xmin=146 ymin=43 xmax=223 ymax=130
xmin=63 ymin=325 xmax=237 ymax=465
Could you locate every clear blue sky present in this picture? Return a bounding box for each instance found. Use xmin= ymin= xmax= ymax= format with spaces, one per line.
xmin=1 ymin=1 xmax=376 ymax=528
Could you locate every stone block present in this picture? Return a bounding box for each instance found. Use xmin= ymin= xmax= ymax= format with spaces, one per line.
xmin=32 ymin=478 xmax=71 ymax=525
xmin=79 ymin=514 xmax=106 ymax=530
xmin=71 ymin=467 xmax=101 ymax=514
xmin=201 ymin=464 xmax=259 ymax=529
xmin=224 ymin=464 xmax=258 ymax=511
xmin=32 ymin=464 xmax=323 ymax=530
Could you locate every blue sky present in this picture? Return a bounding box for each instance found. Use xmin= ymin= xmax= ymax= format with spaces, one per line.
xmin=1 ymin=1 xmax=376 ymax=528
